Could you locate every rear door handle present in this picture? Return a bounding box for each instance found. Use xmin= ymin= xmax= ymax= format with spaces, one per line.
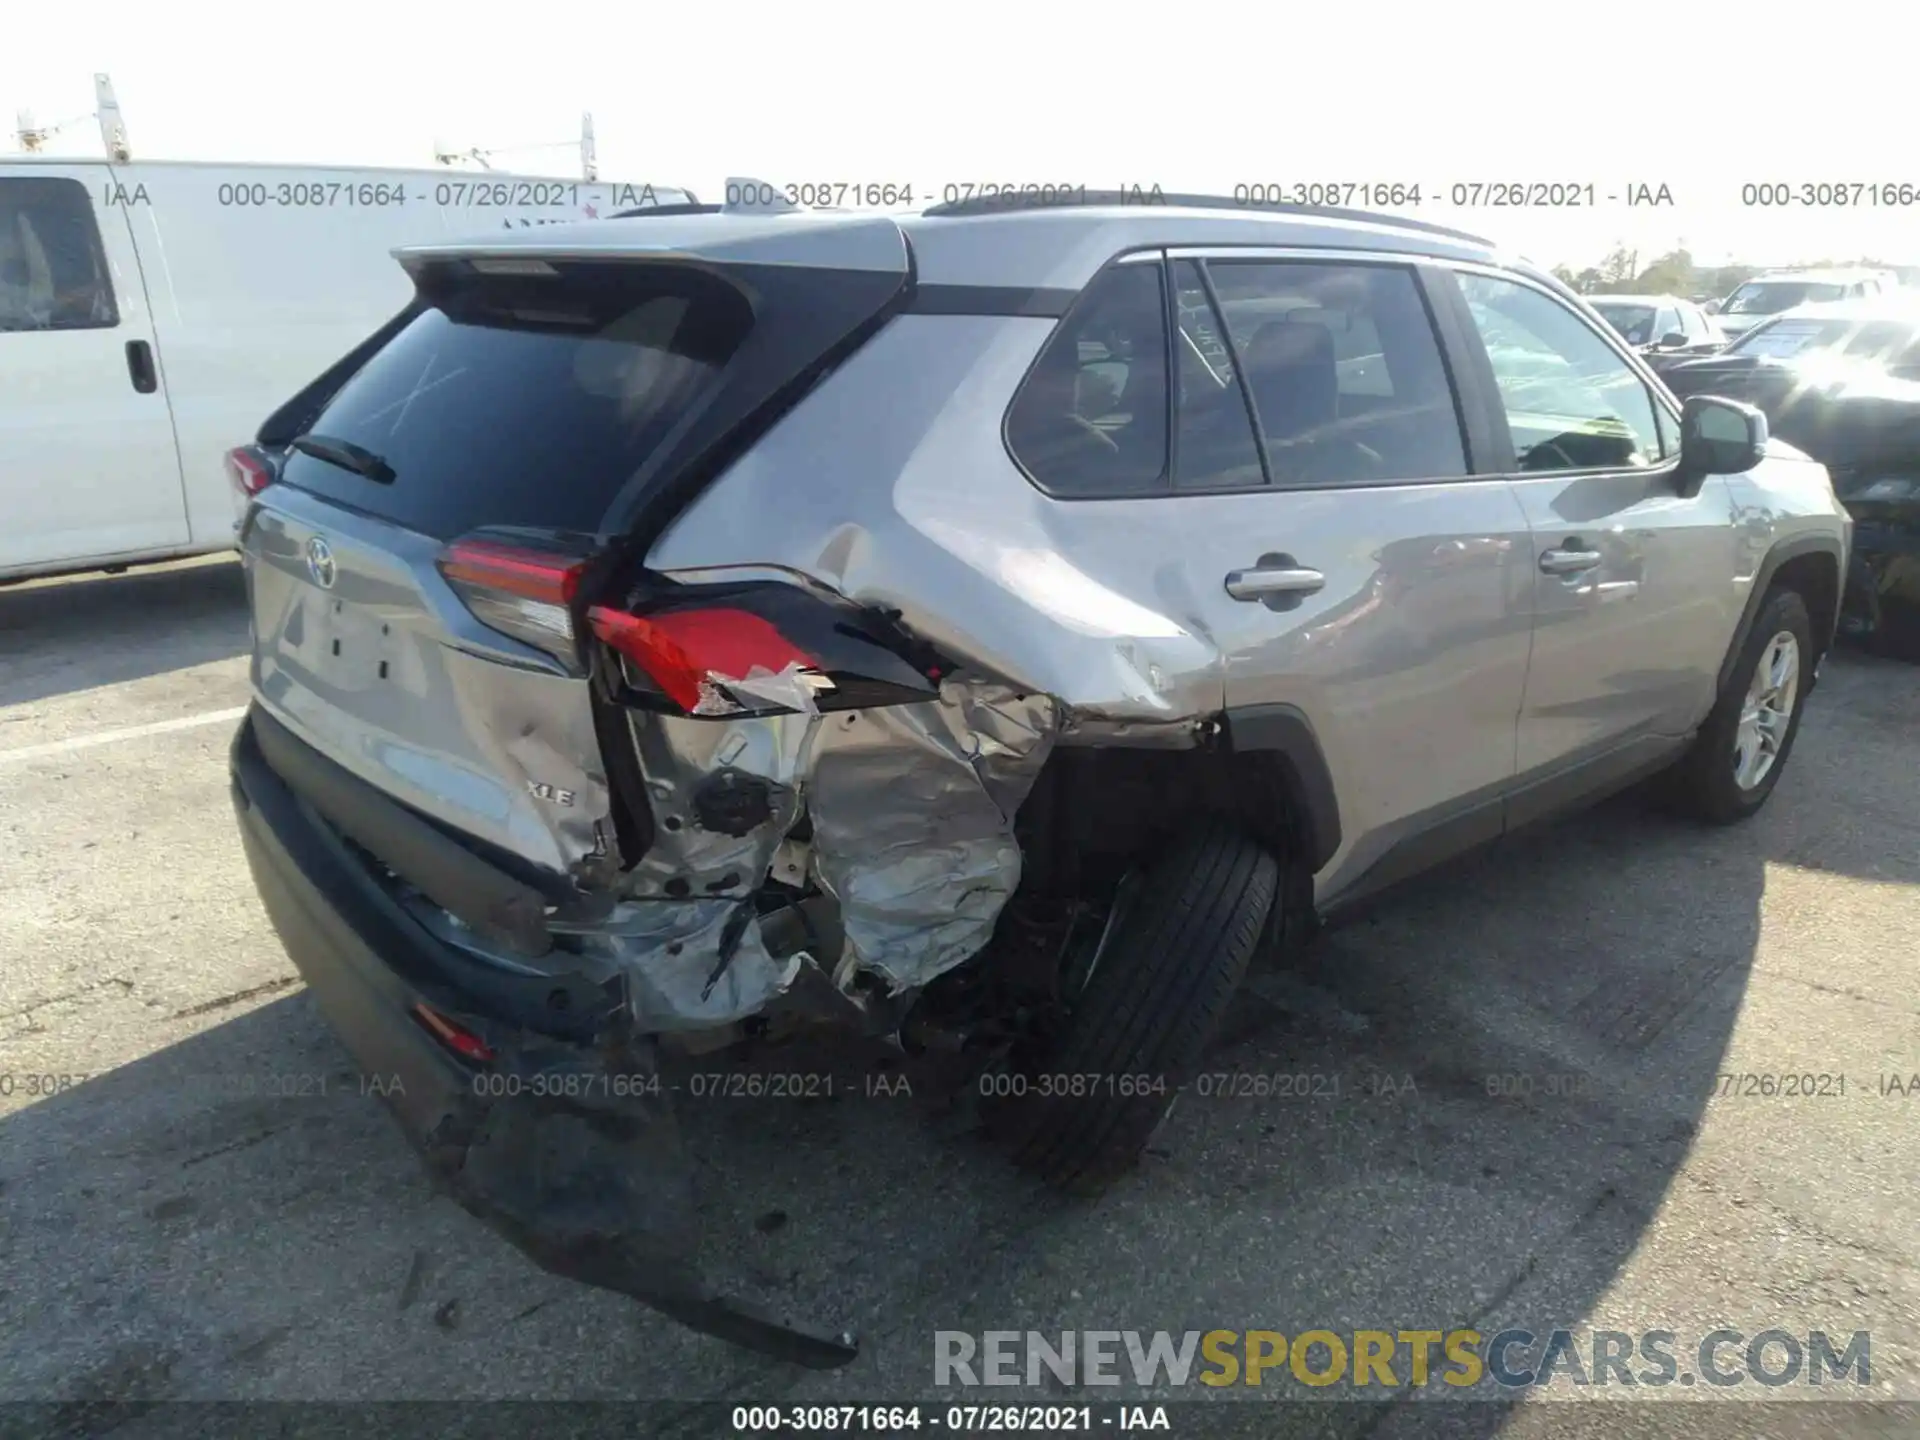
xmin=1225 ymin=565 xmax=1326 ymax=601
xmin=125 ymin=339 xmax=157 ymax=394
xmin=1539 ymin=545 xmax=1602 ymax=576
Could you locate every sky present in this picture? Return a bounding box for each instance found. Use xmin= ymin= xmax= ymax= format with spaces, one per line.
xmin=7 ymin=0 xmax=1916 ymax=273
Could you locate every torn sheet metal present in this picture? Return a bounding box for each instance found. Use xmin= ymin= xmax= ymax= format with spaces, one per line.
xmin=570 ymin=897 xmax=805 ymax=1033
xmin=603 ymin=677 xmax=1058 ymax=1025
xmin=804 ymin=681 xmax=1057 ymax=992
xmin=620 ymin=707 xmax=813 ymax=899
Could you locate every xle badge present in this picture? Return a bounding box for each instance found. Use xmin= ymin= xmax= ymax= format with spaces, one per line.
xmin=528 ymin=781 xmax=577 ymax=807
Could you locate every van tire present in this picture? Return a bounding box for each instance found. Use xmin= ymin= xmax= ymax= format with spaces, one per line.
xmin=1663 ymin=586 xmax=1814 ymax=824
xmin=997 ymin=823 xmax=1278 ymax=1196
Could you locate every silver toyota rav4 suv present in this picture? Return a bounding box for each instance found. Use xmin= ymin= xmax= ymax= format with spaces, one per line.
xmin=229 ymin=189 xmax=1850 ymax=1365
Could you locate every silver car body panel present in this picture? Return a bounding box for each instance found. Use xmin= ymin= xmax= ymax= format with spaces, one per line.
xmin=247 ymin=203 xmax=1852 ymax=1030
xmin=245 ymin=487 xmax=615 ymax=881
xmin=649 ymin=309 xmax=1540 ymax=905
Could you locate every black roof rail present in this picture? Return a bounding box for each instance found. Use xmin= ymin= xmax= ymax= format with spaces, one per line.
xmin=919 ymin=189 xmax=1493 ymax=247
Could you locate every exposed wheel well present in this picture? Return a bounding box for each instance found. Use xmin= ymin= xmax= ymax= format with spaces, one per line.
xmin=1013 ymin=742 xmax=1316 ymax=945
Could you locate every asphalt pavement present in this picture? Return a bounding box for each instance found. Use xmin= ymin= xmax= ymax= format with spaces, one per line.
xmin=1 ymin=555 xmax=1916 ymax=1440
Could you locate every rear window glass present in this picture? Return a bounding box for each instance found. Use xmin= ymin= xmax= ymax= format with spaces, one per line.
xmin=277 ymin=262 xmax=754 ymax=539
xmin=1592 ymin=304 xmax=1657 ymax=345
xmin=1005 ymin=263 xmax=1171 ymax=495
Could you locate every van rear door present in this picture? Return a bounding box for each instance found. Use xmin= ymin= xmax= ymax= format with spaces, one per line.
xmin=0 ymin=163 xmax=187 ymax=576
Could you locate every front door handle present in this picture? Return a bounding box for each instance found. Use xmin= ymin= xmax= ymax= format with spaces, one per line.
xmin=1539 ymin=545 xmax=1602 ymax=576
xmin=1225 ymin=564 xmax=1326 ymax=601
xmin=125 ymin=339 xmax=158 ymax=394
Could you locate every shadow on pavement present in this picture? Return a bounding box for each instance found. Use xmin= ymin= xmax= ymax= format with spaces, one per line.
xmin=0 ymin=657 xmax=1912 ymax=1440
xmin=0 ymin=559 xmax=248 ymax=708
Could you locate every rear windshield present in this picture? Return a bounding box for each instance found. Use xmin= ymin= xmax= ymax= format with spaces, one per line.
xmin=277 ymin=262 xmax=754 ymax=539
xmin=1591 ymin=304 xmax=1657 ymax=344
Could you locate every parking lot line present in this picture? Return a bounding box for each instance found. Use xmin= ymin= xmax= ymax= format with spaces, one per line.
xmin=0 ymin=706 xmax=248 ymax=765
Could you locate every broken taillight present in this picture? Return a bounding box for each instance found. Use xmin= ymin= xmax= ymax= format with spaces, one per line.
xmin=589 ymin=583 xmax=944 ymax=719
xmin=437 ymin=535 xmax=590 ymax=663
xmin=588 ymin=605 xmax=820 ymax=713
xmin=225 ymin=445 xmax=275 ymax=499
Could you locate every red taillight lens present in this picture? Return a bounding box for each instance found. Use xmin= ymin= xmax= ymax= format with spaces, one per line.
xmin=437 ymin=537 xmax=588 ymax=661
xmin=412 ymin=1002 xmax=495 ymax=1063
xmin=588 ymin=605 xmax=820 ymax=713
xmin=225 ymin=446 xmax=274 ymax=498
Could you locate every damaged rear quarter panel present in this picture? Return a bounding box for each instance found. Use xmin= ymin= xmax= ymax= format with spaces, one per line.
xmin=604 ymin=315 xmax=1237 ymax=1029
xmin=599 ymin=677 xmax=1056 ymax=1030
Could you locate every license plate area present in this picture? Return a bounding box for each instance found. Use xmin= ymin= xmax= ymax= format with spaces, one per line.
xmin=309 ymin=592 xmax=403 ymax=690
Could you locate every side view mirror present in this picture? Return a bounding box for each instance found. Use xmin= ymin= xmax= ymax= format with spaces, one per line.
xmin=1676 ymin=395 xmax=1768 ymax=493
xmin=1660 ymin=331 xmax=1688 ymax=349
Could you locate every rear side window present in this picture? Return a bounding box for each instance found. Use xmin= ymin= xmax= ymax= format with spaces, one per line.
xmin=0 ymin=176 xmax=119 ymax=332
xmin=277 ymin=262 xmax=754 ymax=539
xmin=1005 ymin=263 xmax=1170 ymax=495
xmin=1207 ymin=260 xmax=1467 ymax=487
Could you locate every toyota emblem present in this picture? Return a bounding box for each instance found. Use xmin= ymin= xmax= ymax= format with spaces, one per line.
xmin=305 ymin=536 xmax=338 ymax=590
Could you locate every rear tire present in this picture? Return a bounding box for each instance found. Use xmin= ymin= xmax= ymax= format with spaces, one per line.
xmin=997 ymin=823 xmax=1278 ymax=1196
xmin=1663 ymin=586 xmax=1814 ymax=824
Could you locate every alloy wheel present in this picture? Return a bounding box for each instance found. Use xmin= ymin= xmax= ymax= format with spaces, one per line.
xmin=1732 ymin=630 xmax=1800 ymax=791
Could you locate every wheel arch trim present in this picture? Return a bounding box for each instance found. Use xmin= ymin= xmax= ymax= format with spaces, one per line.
xmin=1220 ymin=703 xmax=1342 ymax=872
xmin=1719 ymin=533 xmax=1845 ymax=696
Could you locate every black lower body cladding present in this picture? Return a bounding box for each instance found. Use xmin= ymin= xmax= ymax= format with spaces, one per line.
xmin=228 ymin=711 xmax=861 ymax=1367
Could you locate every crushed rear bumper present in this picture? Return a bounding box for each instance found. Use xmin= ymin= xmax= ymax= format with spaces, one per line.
xmin=227 ymin=711 xmax=860 ymax=1367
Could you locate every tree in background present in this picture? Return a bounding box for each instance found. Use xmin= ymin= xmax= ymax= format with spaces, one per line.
xmin=1551 ymin=240 xmax=1909 ymax=303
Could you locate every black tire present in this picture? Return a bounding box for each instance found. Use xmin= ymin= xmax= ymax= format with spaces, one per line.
xmin=997 ymin=823 xmax=1278 ymax=1196
xmin=1664 ymin=586 xmax=1814 ymax=824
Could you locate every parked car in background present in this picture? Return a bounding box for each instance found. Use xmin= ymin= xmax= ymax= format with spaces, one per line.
xmin=1715 ymin=269 xmax=1895 ymax=342
xmin=0 ymin=157 xmax=694 ymax=584
xmin=1588 ymin=293 xmax=1727 ymax=373
xmin=227 ymin=189 xmax=1849 ymax=1366
xmin=1667 ymin=297 xmax=1920 ymax=656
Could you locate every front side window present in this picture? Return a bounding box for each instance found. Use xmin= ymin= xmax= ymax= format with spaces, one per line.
xmin=1457 ymin=272 xmax=1669 ymax=470
xmin=1006 ymin=262 xmax=1170 ymax=495
xmin=1205 ymin=260 xmax=1467 ymax=487
xmin=0 ymin=177 xmax=119 ymax=332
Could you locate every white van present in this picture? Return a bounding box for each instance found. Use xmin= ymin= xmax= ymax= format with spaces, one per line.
xmin=0 ymin=158 xmax=694 ymax=582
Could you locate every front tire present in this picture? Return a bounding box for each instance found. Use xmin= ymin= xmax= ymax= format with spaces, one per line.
xmin=996 ymin=823 xmax=1278 ymax=1196
xmin=1665 ymin=586 xmax=1814 ymax=823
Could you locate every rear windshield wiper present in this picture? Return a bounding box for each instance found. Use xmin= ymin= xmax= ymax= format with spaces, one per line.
xmin=290 ymin=432 xmax=396 ymax=485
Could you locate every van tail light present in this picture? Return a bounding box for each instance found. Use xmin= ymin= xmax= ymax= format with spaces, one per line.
xmin=587 ymin=581 xmax=946 ymax=719
xmin=226 ymin=445 xmax=275 ymax=499
xmin=437 ymin=534 xmax=590 ymax=663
